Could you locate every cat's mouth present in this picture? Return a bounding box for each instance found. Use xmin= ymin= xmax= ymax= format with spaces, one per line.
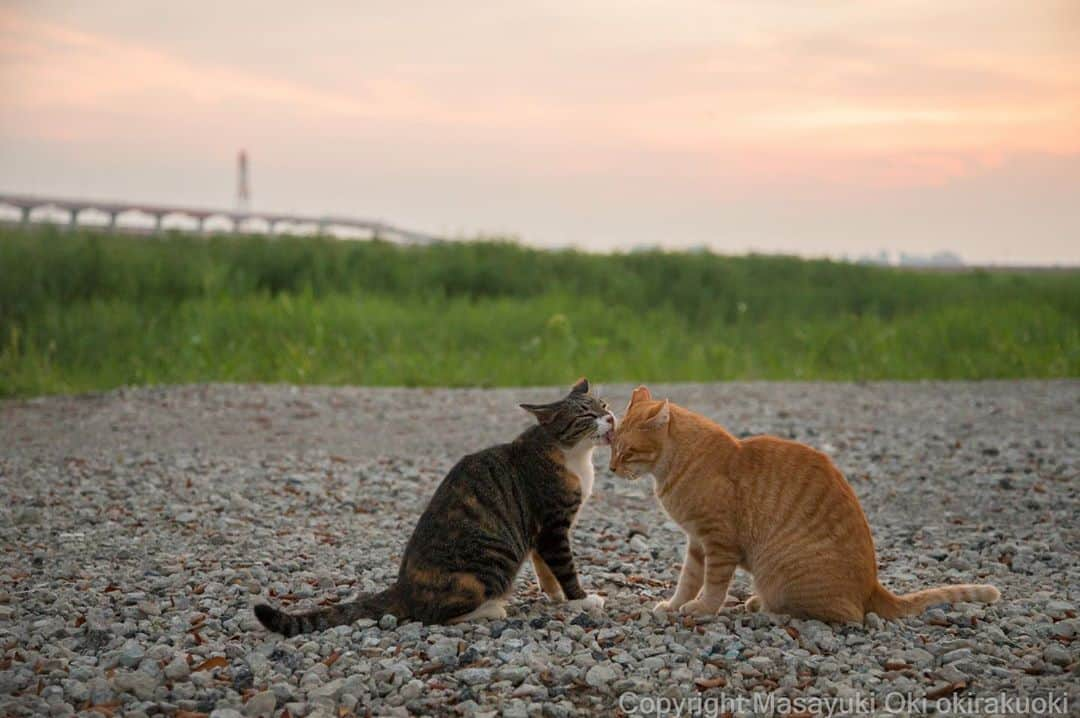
xmin=601 ymin=429 xmax=614 ymax=445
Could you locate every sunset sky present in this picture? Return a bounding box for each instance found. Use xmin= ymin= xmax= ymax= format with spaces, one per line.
xmin=2 ymin=1 xmax=1078 ymax=263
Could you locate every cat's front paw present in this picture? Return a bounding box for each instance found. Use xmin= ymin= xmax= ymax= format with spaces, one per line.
xmin=567 ymin=594 xmax=605 ymax=612
xmin=652 ymin=600 xmax=680 ymax=614
xmin=678 ymin=599 xmax=721 ymax=616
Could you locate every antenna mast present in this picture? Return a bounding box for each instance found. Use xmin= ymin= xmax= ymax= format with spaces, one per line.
xmin=236 ymin=150 xmax=250 ymax=213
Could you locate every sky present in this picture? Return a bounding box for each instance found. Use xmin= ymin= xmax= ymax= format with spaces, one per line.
xmin=1 ymin=1 xmax=1078 ymax=264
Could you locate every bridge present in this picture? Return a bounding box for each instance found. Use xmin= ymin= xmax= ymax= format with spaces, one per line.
xmin=0 ymin=192 xmax=441 ymax=244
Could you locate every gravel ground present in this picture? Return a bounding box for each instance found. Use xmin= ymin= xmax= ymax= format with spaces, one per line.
xmin=1 ymin=381 xmax=1078 ymax=717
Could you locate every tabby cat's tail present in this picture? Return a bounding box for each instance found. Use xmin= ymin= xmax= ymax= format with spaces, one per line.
xmin=868 ymin=582 xmax=1000 ymax=619
xmin=254 ymin=586 xmax=403 ymax=637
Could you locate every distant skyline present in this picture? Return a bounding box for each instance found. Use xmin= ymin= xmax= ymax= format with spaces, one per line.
xmin=2 ymin=1 xmax=1079 ymax=264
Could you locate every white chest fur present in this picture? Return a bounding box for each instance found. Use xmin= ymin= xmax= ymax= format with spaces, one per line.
xmin=564 ymin=444 xmax=596 ymax=513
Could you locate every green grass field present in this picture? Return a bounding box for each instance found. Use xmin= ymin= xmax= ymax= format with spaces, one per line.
xmin=1 ymin=227 xmax=1077 ymax=397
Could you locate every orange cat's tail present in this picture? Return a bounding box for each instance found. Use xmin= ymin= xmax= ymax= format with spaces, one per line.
xmin=868 ymin=582 xmax=1000 ymax=619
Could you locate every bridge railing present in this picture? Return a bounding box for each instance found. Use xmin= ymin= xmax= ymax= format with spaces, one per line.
xmin=0 ymin=193 xmax=439 ymax=244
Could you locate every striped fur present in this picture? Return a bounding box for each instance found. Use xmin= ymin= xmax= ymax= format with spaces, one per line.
xmin=610 ymin=386 xmax=1000 ymax=623
xmin=254 ymin=589 xmax=399 ymax=636
xmin=255 ymin=378 xmax=613 ymax=636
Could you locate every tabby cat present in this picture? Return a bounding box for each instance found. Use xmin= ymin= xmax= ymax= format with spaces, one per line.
xmin=255 ymin=378 xmax=613 ymax=635
xmin=608 ymin=386 xmax=1000 ymax=622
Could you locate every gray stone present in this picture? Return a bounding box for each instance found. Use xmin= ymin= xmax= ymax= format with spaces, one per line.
xmin=936 ymin=664 xmax=968 ymax=683
xmin=428 ymin=638 xmax=459 ymax=660
xmin=641 ymin=656 xmax=666 ymax=672
xmin=400 ymin=679 xmax=425 ymax=700
xmin=164 ymin=657 xmax=191 ymax=681
xmin=1043 ymin=645 xmax=1072 ymax=667
xmin=496 ymin=666 xmax=531 ymax=685
xmin=309 ymin=677 xmax=346 ymax=701
xmin=112 ymin=671 xmax=157 ymax=700
xmin=941 ymin=648 xmax=974 ymax=664
xmin=456 ymin=668 xmax=492 ymax=686
xmin=245 ymin=690 xmax=277 ymax=717
xmin=502 ymin=702 xmax=529 ymax=718
xmin=118 ymin=642 xmax=146 ymax=668
xmin=585 ymin=664 xmax=616 ymax=687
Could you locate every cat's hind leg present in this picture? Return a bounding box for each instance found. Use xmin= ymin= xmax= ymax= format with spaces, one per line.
xmin=447 ymin=598 xmax=508 ymax=624
xmin=789 ymin=598 xmax=863 ymax=623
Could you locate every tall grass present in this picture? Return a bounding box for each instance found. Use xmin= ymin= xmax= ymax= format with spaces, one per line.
xmin=1 ymin=226 xmax=1077 ymax=397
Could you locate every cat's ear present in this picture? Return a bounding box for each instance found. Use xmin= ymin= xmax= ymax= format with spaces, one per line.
xmin=630 ymin=385 xmax=652 ymax=405
xmin=643 ymin=399 xmax=670 ymax=430
xmin=570 ymin=377 xmax=590 ymax=395
xmin=520 ymin=401 xmax=560 ymax=424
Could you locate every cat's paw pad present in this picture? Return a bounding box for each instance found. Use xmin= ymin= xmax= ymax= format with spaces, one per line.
xmin=678 ymin=599 xmax=720 ymax=616
xmin=568 ymin=594 xmax=605 ymax=611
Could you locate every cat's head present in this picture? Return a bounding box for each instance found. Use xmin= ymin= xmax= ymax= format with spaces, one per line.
xmin=520 ymin=377 xmax=616 ymax=449
xmin=609 ymin=385 xmax=670 ymax=480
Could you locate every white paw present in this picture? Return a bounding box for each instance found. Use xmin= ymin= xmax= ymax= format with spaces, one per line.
xmin=653 ymin=600 xmax=678 ymax=614
xmin=568 ymin=593 xmax=605 ymax=611
xmin=678 ymin=599 xmax=720 ymax=616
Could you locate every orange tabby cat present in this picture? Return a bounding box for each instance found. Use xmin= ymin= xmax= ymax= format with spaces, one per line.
xmin=607 ymin=386 xmax=1000 ymax=622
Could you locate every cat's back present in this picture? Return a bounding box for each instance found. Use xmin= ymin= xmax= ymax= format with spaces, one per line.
xmin=735 ymin=435 xmax=839 ymax=480
xmin=734 ymin=434 xmax=872 ymax=550
xmin=430 ymin=440 xmax=524 ymax=501
xmin=423 ymin=435 xmax=553 ymax=512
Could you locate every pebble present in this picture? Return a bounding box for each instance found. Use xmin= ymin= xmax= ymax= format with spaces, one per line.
xmin=118 ymin=642 xmax=146 ymax=668
xmin=496 ymin=666 xmax=531 ymax=685
xmin=1043 ymin=645 xmax=1072 ymax=667
xmin=400 ymin=679 xmax=425 ymax=700
xmin=112 ymin=671 xmax=157 ymax=700
xmin=210 ymin=709 xmax=244 ymax=718
xmin=941 ymin=648 xmax=974 ymax=664
xmin=164 ymin=657 xmax=191 ymax=681
xmin=457 ymin=668 xmax=493 ymax=686
xmin=585 ymin=664 xmax=616 ymax=687
xmin=244 ymin=690 xmax=277 ymax=717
